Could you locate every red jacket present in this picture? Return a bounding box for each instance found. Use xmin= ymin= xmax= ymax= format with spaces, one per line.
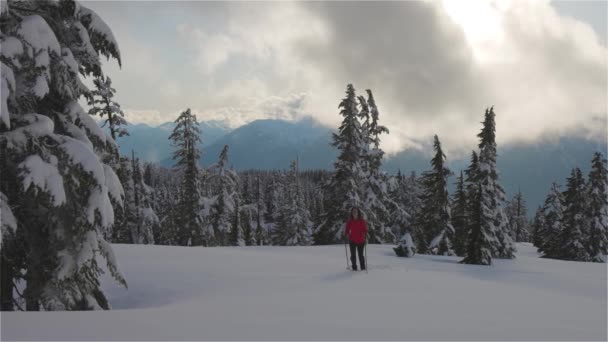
xmin=345 ymin=218 xmax=368 ymax=244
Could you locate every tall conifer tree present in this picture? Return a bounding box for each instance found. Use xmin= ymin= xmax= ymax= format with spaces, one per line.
xmin=586 ymin=152 xmax=608 ymax=262
xmin=557 ymin=168 xmax=590 ymax=261
xmin=451 ymin=171 xmax=469 ymax=256
xmin=476 ymin=107 xmax=515 ymax=259
xmin=169 ymin=109 xmax=203 ymax=246
xmin=538 ymin=183 xmax=564 ymax=257
xmin=314 ymin=84 xmax=365 ymax=245
xmin=418 ymin=135 xmax=454 ymax=255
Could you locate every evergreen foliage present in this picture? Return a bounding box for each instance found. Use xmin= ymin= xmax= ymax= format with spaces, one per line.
xmin=0 ymin=0 xmax=126 ymax=310
xmin=418 ymin=135 xmax=454 ymax=255
xmin=168 ymin=108 xmax=203 ymax=246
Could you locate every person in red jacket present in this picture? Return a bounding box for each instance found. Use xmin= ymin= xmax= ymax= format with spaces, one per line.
xmin=344 ymin=207 xmax=368 ymax=271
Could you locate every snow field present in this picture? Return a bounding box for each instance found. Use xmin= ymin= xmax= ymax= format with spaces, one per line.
xmin=2 ymin=243 xmax=606 ymax=341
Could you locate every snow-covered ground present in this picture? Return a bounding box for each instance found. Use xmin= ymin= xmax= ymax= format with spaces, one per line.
xmin=2 ymin=243 xmax=606 ymax=341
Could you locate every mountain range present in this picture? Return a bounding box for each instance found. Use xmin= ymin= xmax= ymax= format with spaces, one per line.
xmin=114 ymin=118 xmax=607 ymax=215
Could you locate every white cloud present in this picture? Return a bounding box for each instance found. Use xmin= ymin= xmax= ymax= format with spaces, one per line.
xmin=87 ymin=1 xmax=607 ymax=156
xmin=196 ymin=92 xmax=311 ymax=128
xmin=123 ymin=109 xmax=165 ymax=126
xmin=289 ymin=0 xmax=607 ymax=154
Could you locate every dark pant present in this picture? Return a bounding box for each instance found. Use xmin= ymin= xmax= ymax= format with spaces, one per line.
xmin=349 ymin=242 xmax=365 ymax=270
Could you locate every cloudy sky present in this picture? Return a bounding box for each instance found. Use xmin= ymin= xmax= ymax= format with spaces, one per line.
xmin=87 ymin=0 xmax=607 ymax=156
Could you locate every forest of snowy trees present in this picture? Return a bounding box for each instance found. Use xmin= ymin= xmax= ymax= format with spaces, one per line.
xmin=103 ymin=88 xmax=607 ymax=268
xmin=532 ymin=152 xmax=608 ymax=262
xmin=0 ymin=0 xmax=606 ymax=312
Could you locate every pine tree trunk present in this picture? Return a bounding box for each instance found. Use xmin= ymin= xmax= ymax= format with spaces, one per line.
xmin=0 ymin=251 xmax=14 ymax=311
xmin=24 ymin=271 xmax=41 ymax=311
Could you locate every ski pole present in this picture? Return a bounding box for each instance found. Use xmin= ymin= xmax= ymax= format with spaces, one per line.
xmin=364 ymin=233 xmax=368 ymax=273
xmin=344 ymin=237 xmax=350 ymax=270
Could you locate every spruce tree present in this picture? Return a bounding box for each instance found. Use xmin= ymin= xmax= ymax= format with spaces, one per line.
xmin=264 ymin=171 xmax=282 ymax=225
xmin=531 ymin=206 xmax=546 ymax=250
xmin=586 ymin=152 xmax=608 ymax=262
xmin=464 ymin=151 xmax=480 ymax=207
xmin=88 ymin=76 xmax=128 ymax=141
xmin=538 ymin=182 xmax=564 ymax=257
xmin=254 ymin=176 xmax=267 ymax=245
xmin=168 ymin=108 xmax=203 ymax=246
xmin=241 ymin=175 xmax=252 ymax=205
xmin=88 ymin=75 xmax=128 ymax=243
xmin=461 ymin=184 xmax=493 ymax=265
xmin=152 ymin=176 xmax=181 ymax=246
xmin=462 ymin=151 xmax=480 ymax=256
xmin=389 ymin=171 xmax=414 ymax=256
xmin=461 ymin=107 xmax=514 ymax=264
xmin=506 ymin=190 xmax=530 ymax=242
xmin=229 ymin=198 xmax=243 ymax=246
xmin=127 ymin=152 xmax=157 ymax=244
xmin=274 ymin=161 xmax=312 ymax=246
xmin=311 ymin=188 xmax=325 ymax=234
xmin=1 ymin=0 xmax=126 ymax=310
xmin=242 ymin=209 xmax=254 ymax=246
xmin=389 ymin=171 xmax=415 ymax=257
xmin=476 ymin=107 xmax=515 ymax=259
xmin=556 ymin=168 xmax=591 ymax=261
xmin=403 ymin=172 xmax=424 ymax=249
xmin=418 ymin=135 xmax=454 ymax=255
xmin=208 ymin=145 xmax=239 ymax=246
xmin=451 ymin=171 xmax=469 ymax=256
xmin=360 ymin=90 xmax=391 ymax=243
xmin=112 ymin=153 xmax=158 ymax=244
xmin=143 ymin=163 xmax=154 ymax=187
xmin=314 ymin=84 xmax=365 ymax=244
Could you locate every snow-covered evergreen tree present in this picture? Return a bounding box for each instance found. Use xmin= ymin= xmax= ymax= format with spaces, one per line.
xmin=273 ymin=161 xmax=312 ymax=246
xmin=0 ymin=0 xmax=126 ymax=310
xmin=388 ymin=172 xmax=412 ymax=252
xmin=476 ymin=107 xmax=515 ymax=259
xmin=114 ymin=152 xmax=157 ymax=244
xmin=462 ymin=151 xmax=479 ymax=257
xmin=359 ymin=90 xmax=391 ymax=243
xmin=586 ymin=152 xmax=607 ymax=262
xmin=314 ymin=84 xmax=365 ymax=245
xmin=556 ymin=168 xmax=591 ymax=261
xmin=208 ymin=145 xmax=240 ymax=246
xmin=169 ymin=108 xmax=204 ymax=246
xmin=254 ymin=176 xmax=267 ymax=245
xmin=145 ymin=165 xmax=181 ymax=246
xmin=464 ymin=151 xmax=479 ymax=207
xmin=229 ymin=198 xmax=244 ymax=246
xmin=264 ymin=171 xmax=283 ymax=225
xmin=402 ymin=172 xmax=424 ymax=248
xmin=451 ymin=171 xmax=469 ymax=257
xmin=308 ymin=187 xmax=325 ymax=237
xmin=461 ymin=107 xmax=513 ymax=264
xmin=389 ymin=171 xmax=415 ymax=258
xmin=461 ymin=184 xmax=493 ymax=265
xmin=531 ymin=206 xmax=546 ymax=250
xmin=242 ymin=208 xmax=254 ymax=246
xmin=88 ymin=75 xmax=127 ymax=141
xmin=506 ymin=190 xmax=530 ymax=242
xmin=418 ymin=135 xmax=454 ymax=255
xmin=538 ymin=182 xmax=564 ymax=257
